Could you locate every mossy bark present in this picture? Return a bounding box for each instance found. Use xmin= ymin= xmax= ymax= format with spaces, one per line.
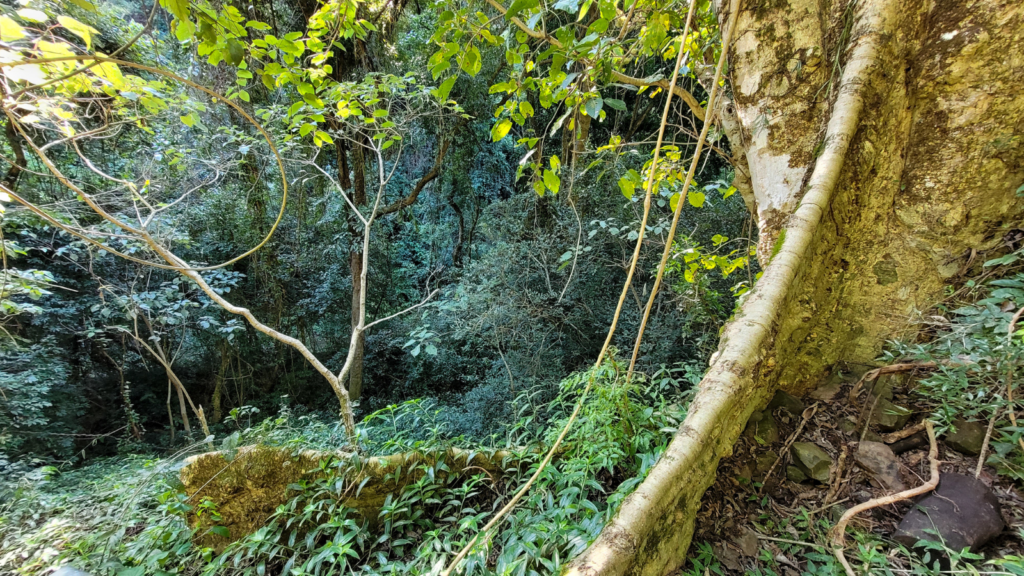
xmin=180 ymin=445 xmax=526 ymax=549
xmin=566 ymin=0 xmax=1024 ymax=574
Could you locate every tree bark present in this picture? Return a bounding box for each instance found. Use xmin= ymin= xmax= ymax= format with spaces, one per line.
xmin=567 ymin=0 xmax=1024 ymax=573
xmin=212 ymin=343 xmax=230 ymax=423
xmin=347 ymin=139 xmax=368 ymax=401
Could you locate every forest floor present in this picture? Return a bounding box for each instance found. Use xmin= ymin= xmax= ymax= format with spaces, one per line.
xmin=688 ymin=365 xmax=1024 ymax=575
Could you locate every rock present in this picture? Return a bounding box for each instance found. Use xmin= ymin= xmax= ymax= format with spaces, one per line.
xmin=945 ymin=419 xmax=987 ymax=456
xmin=855 ymin=441 xmax=906 ymax=492
xmin=890 ymin=431 xmax=928 ymax=455
xmin=869 ymin=398 xmax=912 ymax=431
xmin=830 ymin=504 xmax=848 ymax=523
xmin=871 ymin=375 xmax=896 ymax=401
xmin=809 ymin=375 xmax=843 ymax=402
xmin=745 ymin=411 xmax=780 ymax=445
xmin=734 ymin=526 xmax=760 ymax=557
xmin=840 ymin=417 xmax=858 ymax=435
xmin=791 ymin=442 xmax=832 ymax=482
xmin=787 ymin=465 xmax=808 ymax=482
xmin=840 ymin=417 xmax=882 ymax=441
xmin=755 ymin=450 xmax=779 ymax=479
xmin=768 ymin=390 xmax=805 ymax=416
xmin=894 ymin=474 xmax=1004 ymax=553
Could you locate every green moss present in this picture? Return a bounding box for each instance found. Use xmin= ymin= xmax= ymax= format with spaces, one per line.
xmin=770 ymin=229 xmax=787 ymax=262
xmin=872 ymin=259 xmax=898 ymax=286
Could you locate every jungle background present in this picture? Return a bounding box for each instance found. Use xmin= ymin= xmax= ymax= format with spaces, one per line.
xmin=0 ymin=0 xmax=1022 ymax=574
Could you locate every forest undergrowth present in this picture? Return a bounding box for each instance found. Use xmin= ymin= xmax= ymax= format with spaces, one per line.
xmin=680 ymin=249 xmax=1024 ymax=576
xmin=0 ymin=357 xmax=702 ymax=575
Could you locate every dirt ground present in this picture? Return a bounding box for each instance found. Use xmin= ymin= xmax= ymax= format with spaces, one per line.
xmin=689 ymin=364 xmax=1024 ymax=574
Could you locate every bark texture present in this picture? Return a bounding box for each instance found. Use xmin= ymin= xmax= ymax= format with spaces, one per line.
xmin=566 ymin=0 xmax=1024 ymax=574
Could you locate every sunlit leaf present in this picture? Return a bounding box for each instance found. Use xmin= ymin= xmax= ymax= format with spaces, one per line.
xmin=543 ymin=169 xmax=560 ymax=194
xmin=57 ymin=16 xmax=98 ymax=50
xmin=16 ymin=9 xmax=48 ymax=23
xmin=491 ymin=118 xmax=512 ymax=142
xmin=432 ymin=75 xmax=456 ymax=102
xmin=0 ymin=16 xmax=27 ymax=41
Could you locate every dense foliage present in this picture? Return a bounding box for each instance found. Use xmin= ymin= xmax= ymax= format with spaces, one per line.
xmin=1 ymin=359 xmax=699 ymax=574
xmin=0 ymin=0 xmax=750 ymax=465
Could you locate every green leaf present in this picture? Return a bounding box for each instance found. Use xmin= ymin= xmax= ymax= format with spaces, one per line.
xmin=604 ymin=98 xmax=627 ymax=111
xmin=69 ymin=0 xmax=98 ymax=11
xmin=16 ymin=9 xmax=48 ymax=23
xmin=491 ymin=119 xmax=512 ymax=142
xmin=226 ymin=39 xmax=245 ymax=65
xmin=584 ymin=97 xmax=603 ymax=118
xmin=314 ymin=130 xmax=333 ymax=145
xmin=507 ymin=0 xmax=540 ymax=19
xmin=179 ymin=113 xmax=196 ymax=127
xmin=0 ymin=16 xmax=26 ymax=41
xmin=160 ymin=0 xmax=189 ymax=21
xmin=552 ymin=0 xmax=580 ymax=13
xmin=669 ymin=193 xmax=681 ymax=212
xmin=722 ymin=185 xmax=737 ymax=199
xmin=618 ymin=177 xmax=635 ymax=199
xmin=687 ymin=190 xmax=706 ymax=208
xmin=519 ymin=100 xmax=535 ymax=117
xmin=578 ymin=0 xmax=594 ymax=20
xmin=433 ymin=75 xmax=457 ymax=102
xmin=207 ymin=526 xmax=230 ymax=538
xmin=543 ymin=169 xmax=560 ymax=194
xmin=425 ymin=344 xmax=438 ymax=356
xmin=57 ymin=16 xmax=98 ymax=49
xmin=461 ymin=46 xmax=482 ymax=76
xmin=174 ymin=19 xmax=195 ymax=42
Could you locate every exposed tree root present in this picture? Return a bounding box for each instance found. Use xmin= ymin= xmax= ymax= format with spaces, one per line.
xmin=830 ymin=422 xmax=938 ymax=576
xmin=563 ymin=0 xmax=897 ymax=572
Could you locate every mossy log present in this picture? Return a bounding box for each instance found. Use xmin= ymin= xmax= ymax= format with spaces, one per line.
xmin=180 ymin=445 xmax=525 ymax=548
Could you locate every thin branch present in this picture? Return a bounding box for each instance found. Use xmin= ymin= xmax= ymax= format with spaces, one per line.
xmin=363 ymin=289 xmax=440 ymax=331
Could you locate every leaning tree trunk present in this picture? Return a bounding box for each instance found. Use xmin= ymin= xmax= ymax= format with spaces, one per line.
xmin=567 ymin=0 xmax=1024 ymax=574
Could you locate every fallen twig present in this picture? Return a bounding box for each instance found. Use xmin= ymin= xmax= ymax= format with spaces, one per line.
xmin=821 ymin=445 xmax=850 ymax=512
xmin=831 ymin=421 xmax=939 ymax=576
xmin=975 ymin=407 xmax=1001 ymax=479
xmin=760 ymin=403 xmax=819 ymax=495
xmin=881 ymin=421 xmax=927 ymax=444
xmin=848 ymin=362 xmax=940 ymax=407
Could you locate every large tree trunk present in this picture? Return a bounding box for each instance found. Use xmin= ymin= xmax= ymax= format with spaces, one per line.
xmin=567 ymin=0 xmax=1024 ymax=574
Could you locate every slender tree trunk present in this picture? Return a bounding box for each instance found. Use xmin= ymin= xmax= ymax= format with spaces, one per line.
xmin=167 ymin=379 xmax=175 ymax=442
xmin=212 ymin=344 xmax=230 ymax=423
xmin=3 ymin=118 xmax=26 ymax=190
xmin=568 ymin=0 xmax=1024 ymax=573
xmin=346 ymin=140 xmax=369 ymax=401
xmin=175 ymin=375 xmax=191 ymax=435
xmin=348 ymin=249 xmax=366 ymax=400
